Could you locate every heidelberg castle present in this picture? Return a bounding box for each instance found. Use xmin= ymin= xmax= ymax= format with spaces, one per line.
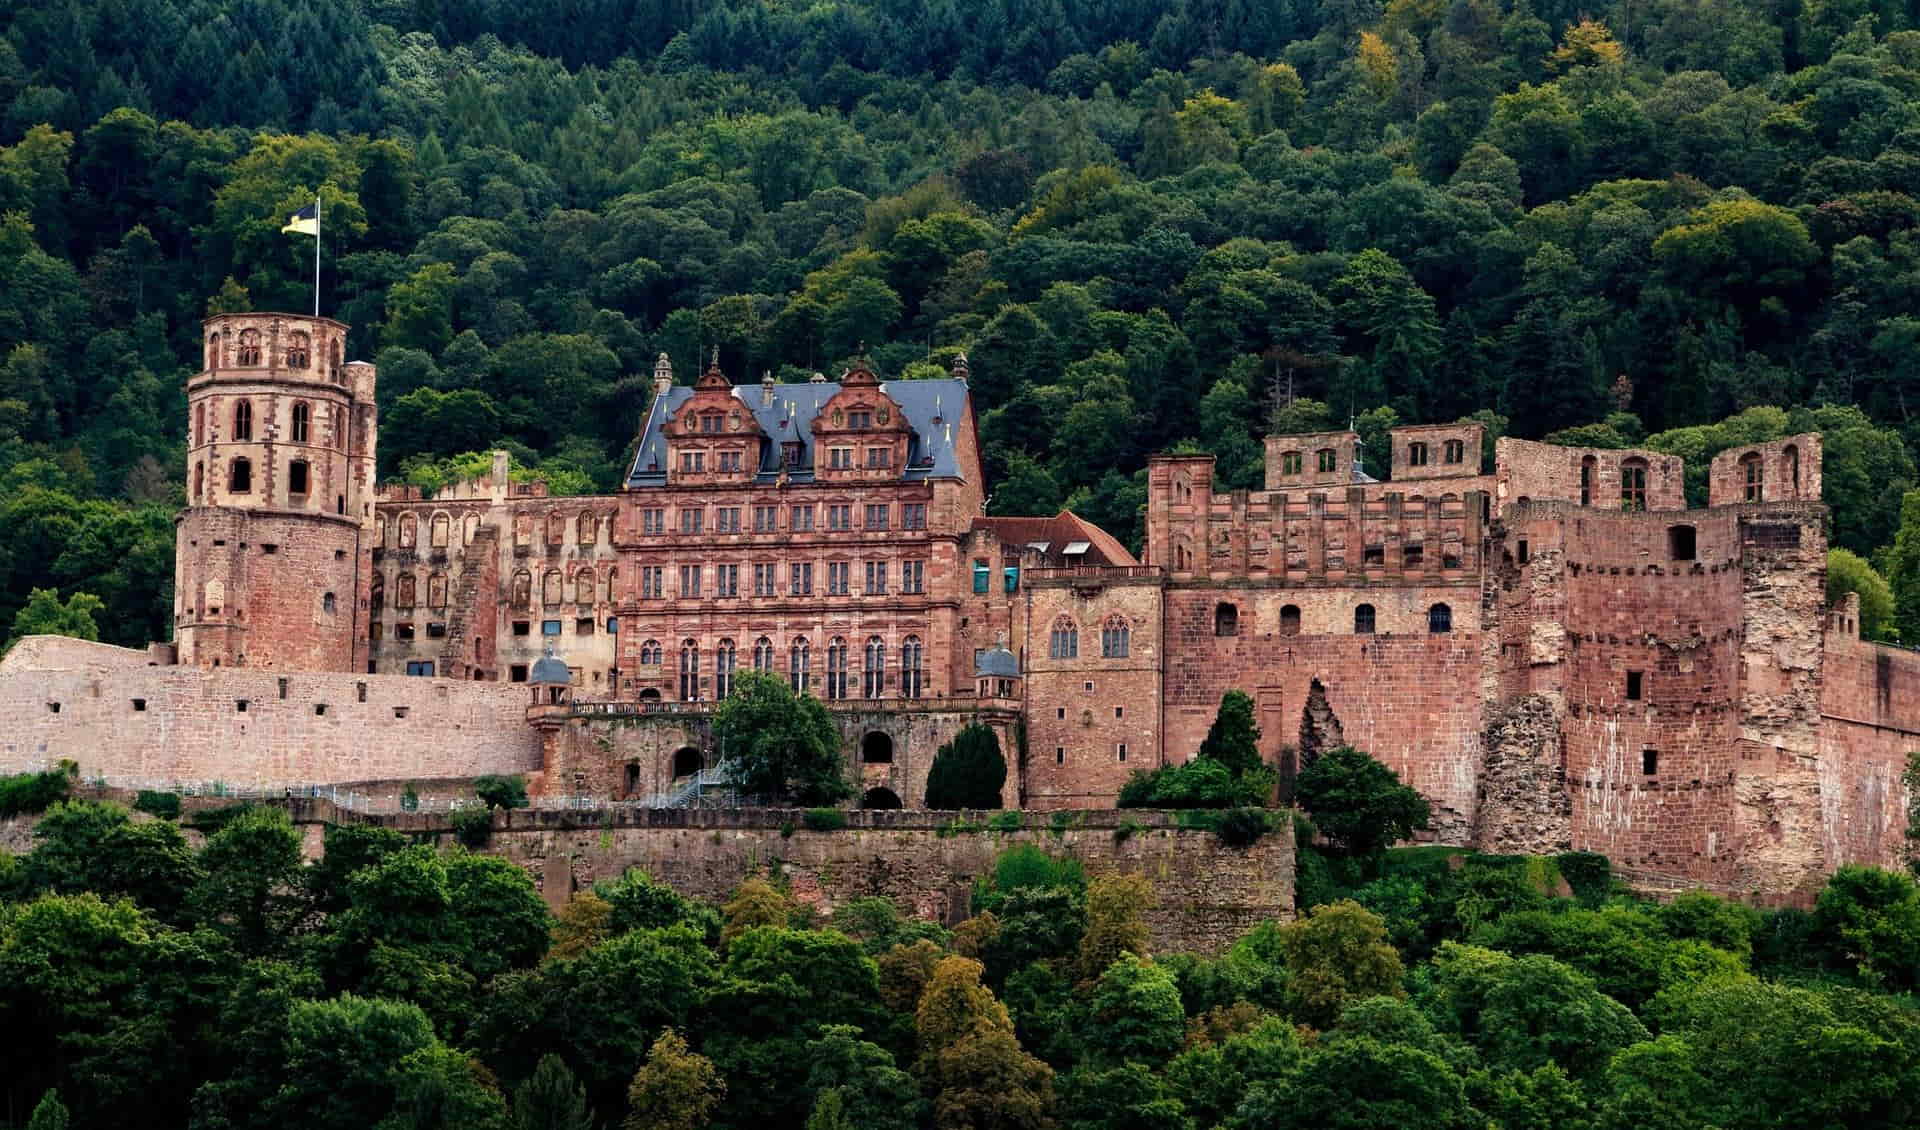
xmin=2 ymin=309 xmax=1917 ymax=901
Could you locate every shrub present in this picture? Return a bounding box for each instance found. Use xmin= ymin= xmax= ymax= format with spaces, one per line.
xmin=474 ymin=774 xmax=529 ymax=810
xmin=1294 ymin=746 xmax=1430 ymax=865
xmin=188 ymin=802 xmax=257 ymax=833
xmin=0 ymin=767 xmax=74 ymax=817
xmin=133 ymin=790 xmax=181 ymax=820
xmin=1554 ymin=851 xmax=1612 ymax=905
xmin=924 ymin=724 xmax=1008 ymax=809
xmin=450 ymin=805 xmax=493 ymax=847
xmin=989 ymin=810 xmax=1023 ymax=832
xmin=802 ymin=807 xmax=848 ymax=832
xmin=1215 ymin=807 xmax=1274 ymax=847
xmin=1117 ymin=758 xmax=1271 ymax=809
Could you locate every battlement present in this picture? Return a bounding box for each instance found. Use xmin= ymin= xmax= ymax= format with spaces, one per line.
xmin=1708 ymin=433 xmax=1821 ymax=507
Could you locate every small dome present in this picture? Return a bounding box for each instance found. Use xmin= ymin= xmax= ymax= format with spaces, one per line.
xmin=530 ymin=646 xmax=570 ymax=685
xmin=975 ymin=646 xmax=1020 ymax=679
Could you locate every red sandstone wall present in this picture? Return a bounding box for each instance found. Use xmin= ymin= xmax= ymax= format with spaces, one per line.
xmin=1818 ymin=629 xmax=1920 ymax=872
xmin=1022 ymin=576 xmax=1165 ymax=808
xmin=0 ymin=667 xmax=538 ymax=787
xmin=175 ymin=508 xmax=365 ymax=671
xmin=1707 ymin=433 xmax=1822 ymax=508
xmin=1496 ymin=438 xmax=1686 ymax=514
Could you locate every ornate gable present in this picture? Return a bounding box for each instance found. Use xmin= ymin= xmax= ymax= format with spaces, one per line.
xmin=665 ymin=355 xmax=762 ymax=484
xmin=811 ymin=363 xmax=910 ymax=482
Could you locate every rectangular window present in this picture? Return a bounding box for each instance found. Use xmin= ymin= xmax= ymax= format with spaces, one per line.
xmin=641 ymin=566 xmax=664 ymax=598
xmin=510 ymin=664 xmax=528 ymax=682
xmin=865 ymin=560 xmax=887 ymax=595
xmin=790 ymin=562 xmax=813 ymax=596
xmin=716 ymin=563 xmax=739 ymax=597
xmin=1055 ymin=747 xmax=1065 ymax=765
xmin=716 ymin=507 xmax=741 ymax=533
xmin=426 ymin=623 xmax=446 ymax=638
xmin=512 ymin=620 xmax=531 ymax=636
xmin=717 ymin=450 xmax=742 ymax=472
xmin=754 ymin=505 xmax=778 ymax=532
xmin=866 ymin=446 xmax=891 ymax=468
xmin=1281 ymin=451 xmax=1302 ymax=475
xmin=642 ymin=508 xmax=665 ymax=534
xmin=1004 ymin=565 xmax=1019 ymax=593
xmin=1622 ymin=463 xmax=1648 ymax=511
xmin=827 ymin=561 xmax=850 ymax=595
xmin=1626 ymin=671 xmax=1643 ymax=700
xmin=576 ymin=617 xmax=595 ymax=635
xmin=902 ymin=503 xmax=927 ymax=530
xmin=1117 ymin=743 xmax=1127 ymax=762
xmin=901 ymin=559 xmax=925 ymax=594
xmin=849 ymin=410 xmax=872 ymax=429
xmin=827 ymin=505 xmax=851 ymax=530
xmin=406 ymin=660 xmax=434 ymax=676
xmin=288 ymin=460 xmax=309 ymax=495
xmin=395 ymin=623 xmax=415 ymax=640
xmin=790 ymin=505 xmax=814 ymax=532
xmin=679 ymin=508 xmax=704 ymax=534
xmin=679 ymin=565 xmax=702 ymax=597
xmin=1642 ymin=748 xmax=1658 ymax=775
xmin=828 ymin=447 xmax=852 ymax=469
xmin=754 ymin=562 xmax=777 ymax=596
xmin=865 ymin=503 xmax=889 ymax=530
xmin=541 ymin=620 xmax=561 ymax=635
xmin=678 ymin=450 xmax=706 ymax=472
xmin=973 ymin=560 xmax=989 ymax=593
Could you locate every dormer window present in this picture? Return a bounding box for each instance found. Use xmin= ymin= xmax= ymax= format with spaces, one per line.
xmin=698 ymin=413 xmax=723 ymax=434
xmin=849 ymin=410 xmax=872 ymax=429
xmin=783 ymin=442 xmax=804 ymax=468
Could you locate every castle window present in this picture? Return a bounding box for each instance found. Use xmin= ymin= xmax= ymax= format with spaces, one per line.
xmin=1056 ymin=747 xmax=1065 ymax=764
xmin=428 ymin=573 xmax=447 ymax=609
xmin=430 ymin=513 xmax=449 ymax=547
xmin=510 ymin=665 xmax=528 ymax=683
xmin=510 ymin=570 xmax=531 ymax=609
xmin=288 ymin=460 xmax=309 ymax=496
xmin=699 ymin=412 xmax=723 ymax=434
xmin=233 ymin=399 xmax=253 ymax=440
xmin=228 ymin=457 xmax=252 ymax=493
xmin=543 ymin=570 xmax=563 ymax=606
xmin=329 ymin=338 xmax=341 ymax=382
xmin=369 ymin=576 xmax=384 ymax=615
xmin=1317 ymin=448 xmax=1337 ymax=473
xmin=575 ymin=567 xmax=595 ymax=604
xmin=548 ymin=512 xmax=566 ymax=545
xmin=206 ymin=334 xmax=219 ymax=369
xmin=512 ymin=621 xmax=529 ymax=636
xmin=1428 ymin=603 xmax=1452 ymax=633
xmin=406 ymin=661 xmax=433 ymax=677
xmin=715 ymin=639 xmax=736 ymax=699
xmin=193 ymin=461 xmax=204 ymax=502
xmin=578 ymin=511 xmax=597 ymax=543
xmin=194 ymin=403 xmax=205 ymax=446
xmin=973 ymin=560 xmax=990 ymax=593
xmin=237 ymin=329 xmax=260 ymax=366
xmin=1518 ymin=540 xmax=1530 ymax=565
xmin=1785 ymin=444 xmax=1800 ymax=492
xmin=1354 ymin=604 xmax=1376 ymax=634
xmin=790 ymin=637 xmax=811 ymax=693
xmin=1364 ymin=545 xmax=1385 ymax=566
xmin=866 ymin=446 xmax=891 ymax=469
xmin=1280 ymin=604 xmax=1301 ymax=635
xmin=679 ymin=640 xmax=700 ymax=700
xmin=849 ymin=410 xmax=872 ymax=429
xmin=1742 ymin=452 xmax=1763 ymax=502
xmin=1668 ymin=525 xmax=1696 ymax=561
xmin=1642 ymin=748 xmax=1658 ymax=776
xmin=1627 ymin=671 xmax=1643 ymax=700
xmin=1404 ymin=543 xmax=1424 ymax=566
xmin=1407 ymin=441 xmax=1429 ymax=467
xmin=829 ymin=447 xmax=852 ymax=469
xmin=902 ymin=636 xmax=924 ymax=698
xmin=1281 ymin=450 xmax=1302 ymax=475
xmin=514 ymin=514 xmax=531 ymax=547
xmin=292 ymin=402 xmax=310 ymax=442
xmin=863 ymin=636 xmax=886 ymax=698
xmin=1215 ymin=602 xmax=1239 ymax=637
xmin=1101 ymin=617 xmax=1130 ymax=658
xmin=322 ymin=592 xmax=336 ymax=614
xmin=640 ymin=639 xmax=662 ymax=665
xmin=427 ymin=623 xmax=446 ymax=639
xmin=753 ymin=636 xmax=775 ymax=671
xmin=1580 ymin=455 xmax=1596 ymax=505
xmin=1117 ymin=743 xmax=1127 ymax=762
xmin=287 ymin=331 xmax=310 ymax=369
xmin=826 ymin=637 xmax=848 ymax=699
xmin=1050 ymin=617 xmax=1079 ymax=660
xmin=1444 ymin=439 xmax=1465 ymax=464
xmin=399 ymin=513 xmax=417 ymax=547
xmin=394 ymin=573 xmax=416 ymax=609
xmin=132 ymin=699 xmax=146 ymax=711
xmin=1621 ymin=458 xmax=1648 ymax=511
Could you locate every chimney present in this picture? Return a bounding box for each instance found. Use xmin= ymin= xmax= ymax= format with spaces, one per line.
xmin=951 ymin=350 xmax=969 ymax=383
xmin=761 ymin=369 xmax=776 ymax=406
xmin=653 ymin=352 xmax=673 ymax=398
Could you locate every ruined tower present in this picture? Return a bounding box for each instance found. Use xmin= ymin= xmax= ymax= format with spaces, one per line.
xmin=174 ymin=312 xmax=377 ymax=670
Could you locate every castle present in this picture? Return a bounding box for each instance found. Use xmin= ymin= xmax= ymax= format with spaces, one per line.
xmin=2 ymin=309 xmax=1916 ymax=900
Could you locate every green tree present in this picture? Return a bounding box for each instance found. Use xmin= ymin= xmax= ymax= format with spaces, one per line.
xmin=1081 ymin=953 xmax=1185 ymax=1065
xmin=512 ymin=1054 xmax=595 ymax=1130
xmin=712 ymin=670 xmax=850 ymax=804
xmin=27 ymin=1089 xmax=69 ymax=1130
xmin=1888 ymin=490 xmax=1920 ymax=645
xmin=386 ymin=262 xmax=457 ymax=353
xmin=1294 ymin=747 xmax=1431 ymax=865
xmin=1829 ymin=549 xmax=1897 ymax=641
xmin=1276 ymin=900 xmax=1405 ymax=1029
xmin=1197 ymin=690 xmax=1263 ymax=777
xmin=189 ymin=806 xmax=307 ymax=954
xmin=625 ymin=1029 xmax=723 ymax=1130
xmin=6 ymin=587 xmax=103 ymax=647
xmin=925 ymin=724 xmax=1008 ymax=809
xmin=1813 ymin=866 xmax=1920 ymax=990
xmin=1076 ymin=873 xmax=1153 ymax=983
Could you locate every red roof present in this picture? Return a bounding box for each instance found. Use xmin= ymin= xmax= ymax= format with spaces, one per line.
xmin=971 ymin=510 xmax=1137 ymax=566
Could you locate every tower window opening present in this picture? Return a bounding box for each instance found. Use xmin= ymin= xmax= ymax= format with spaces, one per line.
xmin=1642 ymin=748 xmax=1658 ymax=775
xmin=228 ymin=457 xmax=252 ymax=493
xmin=1668 ymin=525 xmax=1696 ymax=561
xmin=292 ymin=402 xmax=310 ymax=442
xmin=1742 ymin=453 xmax=1763 ymax=502
xmin=1354 ymin=604 xmax=1376 ymax=634
xmin=288 ymin=460 xmax=309 ymax=496
xmin=1621 ymin=458 xmax=1648 ymax=511
xmin=233 ymin=399 xmax=253 ymax=440
xmin=1626 ymin=671 xmax=1643 ymax=700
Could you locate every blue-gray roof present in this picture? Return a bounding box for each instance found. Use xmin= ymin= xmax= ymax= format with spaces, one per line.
xmin=975 ymin=646 xmax=1020 ymax=678
xmin=530 ymin=652 xmax=571 ymax=684
xmin=626 ymin=378 xmax=972 ymax=489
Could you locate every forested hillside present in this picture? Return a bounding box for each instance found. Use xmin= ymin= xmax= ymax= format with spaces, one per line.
xmin=6 ymin=0 xmax=1920 ymax=646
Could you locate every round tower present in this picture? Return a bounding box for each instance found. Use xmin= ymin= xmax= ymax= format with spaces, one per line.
xmin=175 ymin=312 xmax=377 ymax=670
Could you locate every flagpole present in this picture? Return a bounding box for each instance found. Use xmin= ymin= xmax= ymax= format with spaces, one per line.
xmin=313 ymin=193 xmax=321 ymax=318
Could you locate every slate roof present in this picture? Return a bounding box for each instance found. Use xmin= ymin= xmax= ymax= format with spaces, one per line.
xmin=626 ymin=378 xmax=973 ymax=489
xmin=975 ymin=645 xmax=1021 ymax=678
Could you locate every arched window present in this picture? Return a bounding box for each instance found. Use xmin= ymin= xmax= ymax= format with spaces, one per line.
xmin=605 ymin=568 xmax=616 ymax=603
xmin=574 ymin=567 xmax=595 ymax=604
xmin=1101 ymin=616 xmax=1130 ymax=658
xmin=398 ymin=513 xmax=417 ymax=547
xmin=578 ymin=511 xmax=597 ymax=544
xmin=233 ymin=399 xmax=253 ymax=440
xmin=287 ymin=331 xmax=310 ymax=369
xmin=395 ymin=573 xmax=416 ymax=609
xmin=287 ymin=459 xmax=309 ymax=496
xmin=228 ymin=457 xmax=252 ymax=493
xmin=640 ymin=639 xmax=662 ymax=665
xmin=1049 ymin=617 xmax=1078 ymax=659
xmin=322 ymin=592 xmax=336 ymax=614
xmin=1428 ymin=603 xmax=1452 ymax=633
xmin=542 ymin=570 xmax=563 ymax=606
xmin=237 ymin=328 xmax=261 ymax=366
xmin=205 ymin=334 xmax=220 ymax=369
xmin=193 ymin=461 xmax=204 ymax=502
xmin=1354 ymin=603 xmax=1376 ymax=634
xmin=430 ymin=513 xmax=449 ymax=547
xmin=513 ymin=513 xmax=531 ymax=547
xmin=1784 ymin=444 xmax=1800 ymax=493
xmin=863 ymin=635 xmax=886 ymax=698
xmin=1444 ymin=438 xmax=1465 ymax=464
xmin=1741 ymin=452 xmax=1763 ymax=502
xmin=753 ymin=636 xmax=775 ymax=671
xmin=679 ymin=640 xmax=699 ymax=700
xmin=510 ymin=570 xmax=531 ymax=609
xmin=1407 ymin=441 xmax=1429 ymax=467
xmin=902 ymin=636 xmax=924 ymax=698
xmin=291 ymin=402 xmax=310 ymax=443
xmin=370 ymin=576 xmax=384 ymax=615
xmin=547 ymin=512 xmax=566 ymax=545
xmin=715 ymin=639 xmax=736 ymax=699
xmin=790 ymin=637 xmax=811 ymax=693
xmin=826 ymin=637 xmax=848 ymax=699
xmin=1280 ymin=450 xmax=1303 ymax=475
xmin=1621 ymin=457 xmax=1648 ymax=512
xmin=428 ymin=573 xmax=448 ymax=609
xmin=329 ymin=338 xmax=341 ymax=382
xmin=1580 ymin=455 xmax=1596 ymax=506
xmin=194 ymin=403 xmax=205 ymax=446
xmin=1214 ymin=602 xmax=1238 ymax=637
xmin=1280 ymin=604 xmax=1301 ymax=635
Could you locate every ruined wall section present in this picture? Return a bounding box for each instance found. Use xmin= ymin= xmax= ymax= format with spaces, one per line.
xmin=1495 ymin=438 xmax=1686 ymax=514
xmin=1818 ymin=617 xmax=1920 ymax=875
xmin=1022 ymin=573 xmax=1164 ymax=808
xmin=1708 ymin=433 xmax=1822 ymax=508
xmin=0 ymin=665 xmax=538 ymax=787
xmin=1473 ymin=694 xmax=1572 ymax=854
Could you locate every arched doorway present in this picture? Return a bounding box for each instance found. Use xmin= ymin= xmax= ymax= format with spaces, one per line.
xmin=862 ymin=732 xmax=895 ymax=764
xmin=638 ymin=688 xmax=661 ymax=702
xmin=671 ymin=747 xmax=702 ymax=780
xmin=862 ymin=787 xmax=902 ymax=810
xmin=624 ymin=762 xmax=640 ymax=798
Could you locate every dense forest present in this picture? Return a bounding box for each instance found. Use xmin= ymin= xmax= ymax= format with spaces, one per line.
xmin=5 ymin=756 xmax=1920 ymax=1130
xmin=7 ymin=0 xmax=1920 ymax=646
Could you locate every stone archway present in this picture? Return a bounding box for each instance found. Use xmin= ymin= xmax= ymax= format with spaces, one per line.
xmin=671 ymin=746 xmax=702 ymax=780
xmin=861 ymin=731 xmax=895 ymax=764
xmin=862 ymin=786 xmax=902 ymax=810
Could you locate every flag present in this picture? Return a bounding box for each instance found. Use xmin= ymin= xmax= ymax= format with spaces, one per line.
xmin=281 ymin=201 xmax=319 ymax=236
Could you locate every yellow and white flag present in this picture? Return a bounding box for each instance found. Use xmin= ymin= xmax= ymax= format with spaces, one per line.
xmin=281 ymin=200 xmax=319 ymax=236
